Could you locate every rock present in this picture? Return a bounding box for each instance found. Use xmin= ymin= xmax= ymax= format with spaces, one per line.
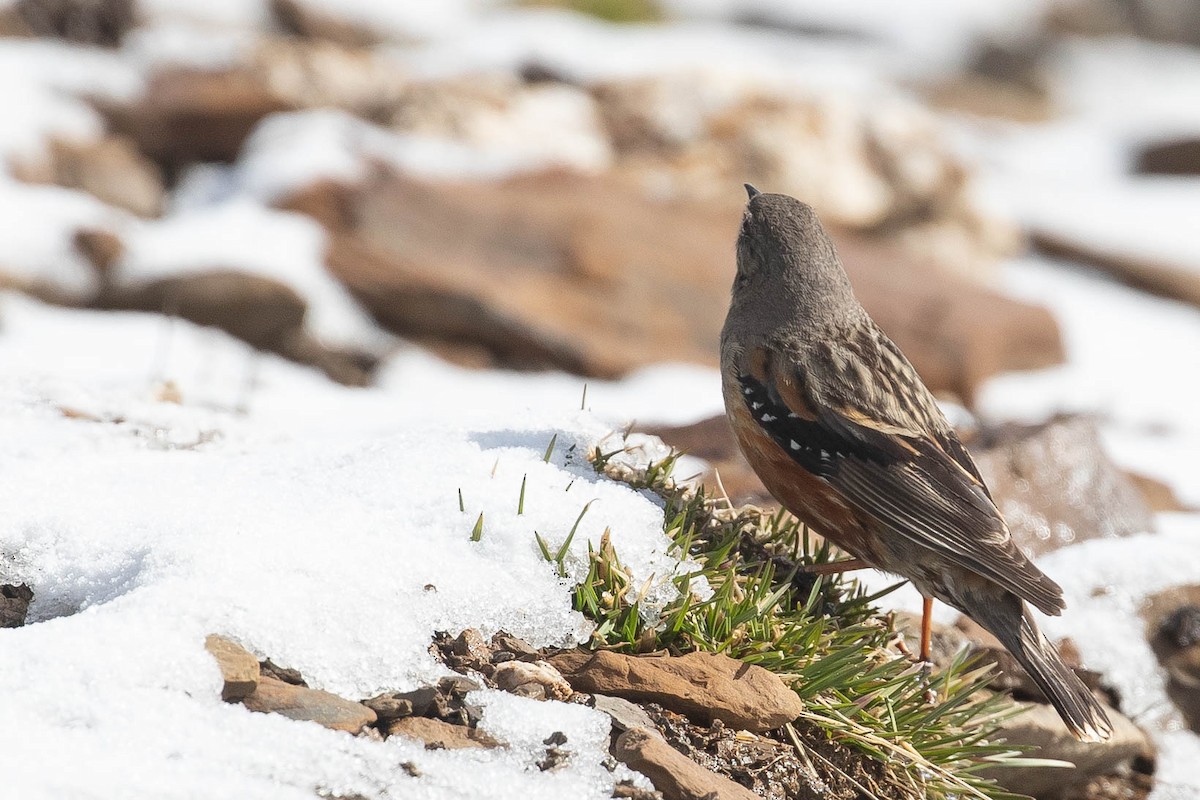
xmin=284 ymin=171 xmax=1061 ymax=397
xmin=491 ymin=632 xmax=539 ymax=661
xmin=1143 ymin=586 xmax=1200 ymax=732
xmin=99 ymin=70 xmax=291 ymax=172
xmin=241 ymin=676 xmax=377 ymax=733
xmin=592 ymin=694 xmax=662 ymax=737
xmin=249 ymin=37 xmax=409 ymax=122
xmin=549 ymin=650 xmax=803 ymax=733
xmin=614 ymin=727 xmax=759 ymax=800
xmin=73 ymin=228 xmax=125 ymax=280
xmin=94 ymin=270 xmax=373 ymax=386
xmin=1134 ymin=137 xmax=1200 ymax=176
xmin=1 ymin=583 xmax=34 ymax=628
xmin=972 ymin=418 xmax=1155 ymax=557
xmin=449 ymin=628 xmax=492 ymax=667
xmin=12 ymin=136 xmax=164 ymax=217
xmin=1033 ymin=229 xmax=1200 ymax=309
xmin=260 ymin=658 xmax=306 ymax=686
xmin=1125 ymin=471 xmax=1191 ymax=513
xmin=270 ymin=0 xmax=384 ymax=47
xmin=13 ymin=0 xmax=135 ymax=47
xmin=204 ymin=635 xmax=261 ymax=702
xmin=592 ymin=76 xmax=1018 ymax=276
xmin=983 ymin=702 xmax=1153 ymax=799
xmin=362 ymin=694 xmax=414 ymax=722
xmin=492 ymin=660 xmax=573 ymax=702
xmin=386 ymin=716 xmax=500 ymax=750
xmin=1047 ymin=0 xmax=1200 ymax=48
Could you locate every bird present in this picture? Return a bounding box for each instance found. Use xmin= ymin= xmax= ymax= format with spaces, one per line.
xmin=720 ymin=184 xmax=1112 ymax=743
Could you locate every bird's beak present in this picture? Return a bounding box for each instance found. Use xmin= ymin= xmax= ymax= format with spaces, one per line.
xmin=744 ymin=183 xmax=761 ymax=201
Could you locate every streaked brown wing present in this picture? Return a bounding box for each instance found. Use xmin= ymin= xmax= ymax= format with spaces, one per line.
xmin=739 ymin=343 xmax=1064 ymax=616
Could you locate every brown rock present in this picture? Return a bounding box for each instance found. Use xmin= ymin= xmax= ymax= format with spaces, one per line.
xmin=1126 ymin=471 xmax=1190 ymax=513
xmin=614 ymin=727 xmax=759 ymax=800
xmin=73 ymin=228 xmax=125 ymax=279
xmin=242 ymin=676 xmax=377 ymax=733
xmin=549 ymin=650 xmax=803 ymax=733
xmin=1143 ymin=586 xmax=1200 ymax=732
xmin=95 ymin=270 xmax=373 ymax=386
xmin=983 ymin=702 xmax=1153 ymax=799
xmin=13 ymin=0 xmax=135 ymax=47
xmin=204 ymin=634 xmax=260 ymax=702
xmin=592 ymin=694 xmax=662 ymax=737
xmin=1033 ymin=229 xmax=1200 ymax=309
xmin=1135 ymin=137 xmax=1200 ymax=176
xmin=492 ymin=660 xmax=573 ymax=702
xmin=386 ymin=716 xmax=500 ymax=749
xmin=99 ymin=70 xmax=291 ymax=172
xmin=973 ymin=417 xmax=1155 ymax=557
xmin=1 ymin=583 xmax=34 ymax=628
xmin=284 ymin=171 xmax=1061 ymax=397
xmin=11 ymin=136 xmax=164 ymax=217
xmin=271 ymin=0 xmax=385 ymax=47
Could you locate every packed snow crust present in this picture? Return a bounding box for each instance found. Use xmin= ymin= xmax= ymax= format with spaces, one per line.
xmin=0 ymin=293 xmax=710 ymax=799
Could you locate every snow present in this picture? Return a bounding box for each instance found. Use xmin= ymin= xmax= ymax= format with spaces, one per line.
xmin=0 ymin=293 xmax=695 ymax=799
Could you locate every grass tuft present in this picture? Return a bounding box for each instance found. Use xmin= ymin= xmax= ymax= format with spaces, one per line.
xmin=568 ymin=438 xmax=1031 ymax=800
xmin=470 ymin=512 xmax=485 ymax=542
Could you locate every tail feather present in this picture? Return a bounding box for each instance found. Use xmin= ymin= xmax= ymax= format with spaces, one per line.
xmin=962 ymin=590 xmax=1112 ymax=743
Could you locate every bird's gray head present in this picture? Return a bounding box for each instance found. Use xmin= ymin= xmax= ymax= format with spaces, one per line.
xmin=731 ymin=185 xmax=858 ymax=326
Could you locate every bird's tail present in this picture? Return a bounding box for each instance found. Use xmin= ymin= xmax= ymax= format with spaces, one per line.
xmin=961 ymin=589 xmax=1112 ymax=743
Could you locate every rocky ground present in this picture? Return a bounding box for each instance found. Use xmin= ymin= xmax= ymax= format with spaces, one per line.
xmin=2 ymin=1 xmax=1200 ymax=799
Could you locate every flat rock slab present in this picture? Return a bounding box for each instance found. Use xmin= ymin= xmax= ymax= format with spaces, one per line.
xmin=387 ymin=717 xmax=500 ymax=750
xmin=550 ymin=650 xmax=803 ymax=733
xmin=284 ymin=171 xmax=1061 ymax=399
xmin=983 ymin=702 xmax=1152 ymax=798
xmin=615 ymin=727 xmax=759 ymax=800
xmin=204 ymin=634 xmax=260 ymax=702
xmin=242 ymin=676 xmax=377 ymax=733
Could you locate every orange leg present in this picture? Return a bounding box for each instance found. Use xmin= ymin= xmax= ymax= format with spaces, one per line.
xmin=919 ymin=596 xmax=934 ymax=663
xmin=799 ymin=558 xmax=870 ymax=576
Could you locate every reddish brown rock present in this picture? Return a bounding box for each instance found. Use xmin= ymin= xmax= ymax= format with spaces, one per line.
xmin=972 ymin=417 xmax=1155 ymax=557
xmin=615 ymin=727 xmax=759 ymax=800
xmin=204 ymin=634 xmax=260 ymax=702
xmin=284 ymin=171 xmax=1062 ymax=396
xmin=386 ymin=717 xmax=500 ymax=749
xmin=1033 ymin=229 xmax=1200 ymax=309
xmin=242 ymin=676 xmax=377 ymax=733
xmin=99 ymin=70 xmax=291 ymax=172
xmin=11 ymin=136 xmax=163 ymax=217
xmin=983 ymin=703 xmax=1153 ymax=799
xmin=549 ymin=650 xmax=803 ymax=733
